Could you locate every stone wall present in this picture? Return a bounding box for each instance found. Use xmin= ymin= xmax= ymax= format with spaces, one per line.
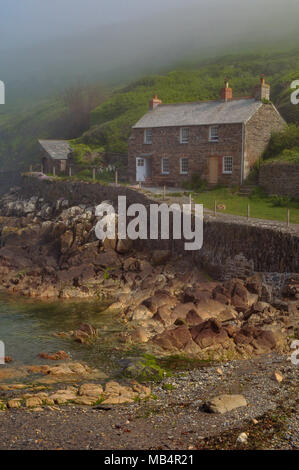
xmin=0 ymin=171 xmax=22 ymax=196
xmin=244 ymin=103 xmax=285 ymax=179
xmin=259 ymin=163 xmax=299 ymax=199
xmin=17 ymin=176 xmax=299 ymax=278
xmin=128 ymin=123 xmax=243 ymax=186
xmin=19 ymin=175 xmax=153 ymax=208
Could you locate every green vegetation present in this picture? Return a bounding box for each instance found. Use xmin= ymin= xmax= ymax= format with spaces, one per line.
xmin=262 ymin=124 xmax=299 ymax=164
xmin=69 ymin=141 xmax=105 ymax=165
xmin=192 ymin=187 xmax=299 ymax=224
xmin=1 ymin=47 xmax=299 ymax=171
xmin=81 ymin=49 xmax=299 ymax=154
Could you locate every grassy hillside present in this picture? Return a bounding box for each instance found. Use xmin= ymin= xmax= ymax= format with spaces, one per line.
xmin=1 ymin=47 xmax=299 ymax=171
xmin=0 ymin=100 xmax=67 ymax=170
xmin=77 ymin=49 xmax=299 ymax=155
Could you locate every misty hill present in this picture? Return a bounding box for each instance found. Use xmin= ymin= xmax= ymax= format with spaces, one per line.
xmin=1 ymin=47 xmax=299 ymax=171
xmin=1 ymin=0 xmax=299 ymax=105
xmin=77 ymin=49 xmax=299 ymax=155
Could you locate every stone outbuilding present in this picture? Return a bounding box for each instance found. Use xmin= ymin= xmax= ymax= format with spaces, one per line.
xmin=39 ymin=140 xmax=72 ymax=175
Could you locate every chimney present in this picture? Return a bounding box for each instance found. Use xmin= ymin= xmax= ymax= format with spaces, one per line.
xmin=254 ymin=74 xmax=270 ymax=101
xmin=221 ymin=79 xmax=233 ymax=101
xmin=149 ymin=94 xmax=162 ymax=110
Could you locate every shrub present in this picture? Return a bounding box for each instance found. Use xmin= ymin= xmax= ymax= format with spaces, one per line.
xmin=183 ymin=174 xmax=207 ymax=192
xmin=263 ymin=124 xmax=299 ymax=160
xmin=270 ymin=195 xmax=292 ymax=207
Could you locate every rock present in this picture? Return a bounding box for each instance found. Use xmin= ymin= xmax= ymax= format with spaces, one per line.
xmin=60 ymin=230 xmax=74 ymax=253
xmin=79 ymin=383 xmax=103 ymax=398
xmin=38 ymin=351 xmax=70 ymax=361
xmin=25 ymin=397 xmax=43 ymax=408
xmin=73 ymin=396 xmax=97 ymax=406
xmin=272 ymin=370 xmax=283 ymax=384
xmin=143 ymin=293 xmax=177 ymax=314
xmin=205 ymin=394 xmax=247 ymax=414
xmin=130 ymin=305 xmax=153 ymax=322
xmin=116 ymin=238 xmax=133 ymax=254
xmin=190 ymin=318 xmax=230 ymax=350
xmin=7 ymin=399 xmax=22 ymax=409
xmin=130 ymin=327 xmax=151 ymax=343
xmin=49 ymin=389 xmax=77 ymax=405
xmin=151 ymin=250 xmax=171 ymax=265
xmin=237 ymin=432 xmax=248 ymax=444
xmin=216 ymin=367 xmax=223 ymax=375
xmin=152 ymin=325 xmax=193 ymax=352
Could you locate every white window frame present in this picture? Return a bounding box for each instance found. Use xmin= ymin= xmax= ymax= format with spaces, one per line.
xmin=209 ymin=126 xmax=219 ymax=142
xmin=144 ymin=129 xmax=152 ymax=144
xmin=161 ymin=157 xmax=170 ymax=175
xmin=180 ymin=127 xmax=189 ymax=144
xmin=180 ymin=157 xmax=189 ymax=175
xmin=223 ymin=156 xmax=233 ymax=174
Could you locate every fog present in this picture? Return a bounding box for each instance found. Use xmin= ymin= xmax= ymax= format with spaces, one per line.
xmin=1 ymin=0 xmax=299 ymax=104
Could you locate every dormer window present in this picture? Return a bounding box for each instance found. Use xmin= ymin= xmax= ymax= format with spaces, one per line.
xmin=209 ymin=126 xmax=219 ymax=142
xmin=144 ymin=129 xmax=152 ymax=144
xmin=180 ymin=127 xmax=189 ymax=144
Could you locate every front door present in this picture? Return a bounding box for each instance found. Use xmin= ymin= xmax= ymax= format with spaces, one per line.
xmin=208 ymin=156 xmax=218 ymax=184
xmin=136 ymin=157 xmax=146 ymax=182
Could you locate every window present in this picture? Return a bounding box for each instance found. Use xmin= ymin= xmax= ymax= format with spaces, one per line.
xmin=144 ymin=129 xmax=152 ymax=144
xmin=223 ymin=156 xmax=233 ymax=174
xmin=209 ymin=126 xmax=219 ymax=142
xmin=162 ymin=158 xmax=170 ymax=175
xmin=180 ymin=127 xmax=189 ymax=144
xmin=137 ymin=159 xmax=144 ymax=167
xmin=180 ymin=158 xmax=189 ymax=175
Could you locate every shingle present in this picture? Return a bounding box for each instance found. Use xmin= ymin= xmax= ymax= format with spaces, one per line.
xmin=133 ymin=99 xmax=262 ymax=128
xmin=39 ymin=140 xmax=71 ymax=160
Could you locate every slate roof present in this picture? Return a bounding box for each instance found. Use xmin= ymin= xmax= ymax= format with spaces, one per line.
xmin=133 ymin=98 xmax=263 ymax=129
xmin=39 ymin=140 xmax=71 ymax=160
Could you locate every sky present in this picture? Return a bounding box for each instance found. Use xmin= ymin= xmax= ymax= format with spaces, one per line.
xmin=1 ymin=0 xmax=299 ymax=105
xmin=0 ymin=0 xmax=196 ymax=49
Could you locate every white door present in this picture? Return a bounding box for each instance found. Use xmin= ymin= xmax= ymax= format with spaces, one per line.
xmin=136 ymin=158 xmax=146 ymax=182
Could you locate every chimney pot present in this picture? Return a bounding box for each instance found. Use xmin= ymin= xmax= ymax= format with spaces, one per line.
xmin=149 ymin=94 xmax=162 ymax=110
xmin=254 ymin=75 xmax=270 ymax=101
xmin=221 ymin=79 xmax=232 ymax=101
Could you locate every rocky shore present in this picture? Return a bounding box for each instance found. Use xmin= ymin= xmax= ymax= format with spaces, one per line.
xmin=0 ymin=185 xmax=298 ymax=449
xmin=0 ymin=187 xmax=298 ymax=360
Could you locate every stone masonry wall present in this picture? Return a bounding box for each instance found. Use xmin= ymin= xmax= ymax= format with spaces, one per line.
xmin=128 ymin=123 xmax=243 ymax=186
xmin=16 ymin=176 xmax=299 ymax=278
xmin=244 ymin=103 xmax=286 ymax=179
xmin=259 ymin=163 xmax=299 ymax=199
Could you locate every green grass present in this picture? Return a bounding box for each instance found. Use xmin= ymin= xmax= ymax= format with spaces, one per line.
xmin=192 ymin=187 xmax=299 ymax=224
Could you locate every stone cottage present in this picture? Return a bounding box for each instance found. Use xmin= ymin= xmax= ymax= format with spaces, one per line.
xmin=128 ymin=76 xmax=286 ymax=186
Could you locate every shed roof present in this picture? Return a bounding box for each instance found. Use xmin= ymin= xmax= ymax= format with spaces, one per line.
xmin=133 ymin=98 xmax=263 ymax=129
xmin=39 ymin=140 xmax=71 ymax=160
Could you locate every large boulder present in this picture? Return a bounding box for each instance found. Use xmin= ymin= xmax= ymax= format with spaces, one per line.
xmin=204 ymin=394 xmax=247 ymax=414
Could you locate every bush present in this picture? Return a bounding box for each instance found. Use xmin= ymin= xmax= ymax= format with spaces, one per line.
xmin=270 ymin=195 xmax=292 ymax=207
xmin=183 ymin=174 xmax=207 ymax=192
xmin=263 ymin=125 xmax=299 ymax=161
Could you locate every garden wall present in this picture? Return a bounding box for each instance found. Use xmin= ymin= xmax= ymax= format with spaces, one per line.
xmin=259 ymin=163 xmax=299 ymax=199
